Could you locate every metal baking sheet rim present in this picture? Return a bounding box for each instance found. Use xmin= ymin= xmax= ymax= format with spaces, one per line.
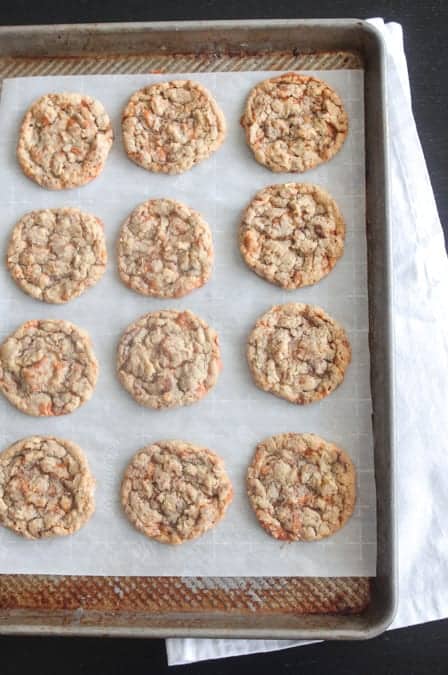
xmin=0 ymin=19 xmax=397 ymax=640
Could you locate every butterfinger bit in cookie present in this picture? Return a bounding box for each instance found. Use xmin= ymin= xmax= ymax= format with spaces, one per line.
xmin=122 ymin=80 xmax=226 ymax=174
xmin=241 ymin=73 xmax=348 ymax=173
xmin=117 ymin=310 xmax=221 ymax=409
xmin=247 ymin=433 xmax=356 ymax=541
xmin=121 ymin=440 xmax=233 ymax=544
xmin=247 ymin=303 xmax=351 ymax=405
xmin=17 ymin=93 xmax=113 ymax=189
xmin=0 ymin=435 xmax=95 ymax=539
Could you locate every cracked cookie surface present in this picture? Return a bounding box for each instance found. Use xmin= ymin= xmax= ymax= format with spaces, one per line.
xmin=117 ymin=198 xmax=213 ymax=298
xmin=7 ymin=207 xmax=107 ymax=304
xmin=247 ymin=303 xmax=351 ymax=405
xmin=241 ymin=73 xmax=348 ymax=173
xmin=121 ymin=439 xmax=233 ymax=544
xmin=0 ymin=319 xmax=98 ymax=416
xmin=122 ymin=80 xmax=226 ymax=174
xmin=17 ymin=92 xmax=113 ymax=190
xmin=117 ymin=310 xmax=221 ymax=409
xmin=0 ymin=435 xmax=95 ymax=539
xmin=247 ymin=432 xmax=356 ymax=541
xmin=239 ymin=183 xmax=345 ymax=288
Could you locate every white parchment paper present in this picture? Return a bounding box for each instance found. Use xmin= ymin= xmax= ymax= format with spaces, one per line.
xmin=0 ymin=70 xmax=375 ymax=576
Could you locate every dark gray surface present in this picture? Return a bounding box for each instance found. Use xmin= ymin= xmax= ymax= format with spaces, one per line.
xmin=1 ymin=618 xmax=448 ymax=673
xmin=0 ymin=1 xmax=446 ymax=673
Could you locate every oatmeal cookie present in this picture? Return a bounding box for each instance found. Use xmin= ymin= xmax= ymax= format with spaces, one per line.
xmin=239 ymin=183 xmax=345 ymax=288
xmin=121 ymin=439 xmax=233 ymax=544
xmin=7 ymin=207 xmax=107 ymax=304
xmin=117 ymin=198 xmax=213 ymax=298
xmin=122 ymin=80 xmax=226 ymax=174
xmin=17 ymin=92 xmax=113 ymax=189
xmin=117 ymin=310 xmax=221 ymax=409
xmin=0 ymin=319 xmax=98 ymax=416
xmin=241 ymin=73 xmax=348 ymax=173
xmin=247 ymin=432 xmax=356 ymax=541
xmin=247 ymin=303 xmax=351 ymax=404
xmin=0 ymin=435 xmax=95 ymax=539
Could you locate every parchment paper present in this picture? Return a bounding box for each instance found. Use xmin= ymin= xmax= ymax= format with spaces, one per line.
xmin=0 ymin=70 xmax=375 ymax=576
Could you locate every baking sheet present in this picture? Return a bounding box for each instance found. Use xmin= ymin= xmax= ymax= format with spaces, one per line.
xmin=0 ymin=70 xmax=376 ymax=576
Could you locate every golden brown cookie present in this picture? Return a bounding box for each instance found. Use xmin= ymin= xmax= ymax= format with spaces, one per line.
xmin=239 ymin=183 xmax=345 ymax=288
xmin=117 ymin=198 xmax=213 ymax=298
xmin=0 ymin=319 xmax=98 ymax=416
xmin=7 ymin=207 xmax=107 ymax=304
xmin=117 ymin=310 xmax=221 ymax=409
xmin=241 ymin=73 xmax=348 ymax=173
xmin=17 ymin=93 xmax=113 ymax=189
xmin=121 ymin=440 xmax=233 ymax=544
xmin=122 ymin=80 xmax=226 ymax=174
xmin=0 ymin=435 xmax=95 ymax=540
xmin=247 ymin=433 xmax=356 ymax=541
xmin=247 ymin=303 xmax=351 ymax=405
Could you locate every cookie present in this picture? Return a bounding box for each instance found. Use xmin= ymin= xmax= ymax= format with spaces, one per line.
xmin=121 ymin=439 xmax=233 ymax=544
xmin=241 ymin=73 xmax=348 ymax=173
xmin=247 ymin=303 xmax=351 ymax=405
xmin=239 ymin=183 xmax=345 ymax=289
xmin=7 ymin=207 xmax=107 ymax=304
xmin=0 ymin=435 xmax=95 ymax=540
xmin=247 ymin=433 xmax=356 ymax=541
xmin=117 ymin=198 xmax=213 ymax=298
xmin=0 ymin=319 xmax=98 ymax=416
xmin=17 ymin=92 xmax=113 ymax=190
xmin=122 ymin=80 xmax=226 ymax=174
xmin=117 ymin=310 xmax=221 ymax=409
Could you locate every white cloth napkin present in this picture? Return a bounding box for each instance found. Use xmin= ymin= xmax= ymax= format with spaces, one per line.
xmin=166 ymin=18 xmax=448 ymax=665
